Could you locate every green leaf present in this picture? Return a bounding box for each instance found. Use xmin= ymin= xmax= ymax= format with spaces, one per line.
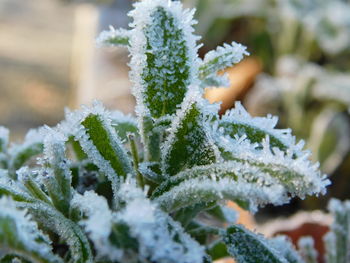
xmin=96 ymin=27 xmax=130 ymax=47
xmin=269 ymin=236 xmax=304 ymax=263
xmin=207 ymin=240 xmax=229 ymax=260
xmin=110 ymin=111 xmax=138 ymax=142
xmin=219 ymin=102 xmax=294 ymax=153
xmin=42 ymin=129 xmax=72 ymax=216
xmin=0 ymin=197 xmax=63 ymax=263
xmin=109 ymin=222 xmax=139 ymax=252
xmin=140 ymin=115 xmax=162 ymax=162
xmin=298 ymin=237 xmax=318 ymax=263
xmin=18 ymin=201 xmax=93 ymax=263
xmin=0 ymin=127 xmax=9 ymax=154
xmin=199 ymin=42 xmax=248 ymax=80
xmin=79 ymin=112 xmax=133 ymax=181
xmin=223 ymin=225 xmax=288 ymax=263
xmin=324 ymin=199 xmax=350 ymax=263
xmin=161 ymin=94 xmax=218 ymax=176
xmin=17 ymin=168 xmax=51 ymax=205
xmin=152 ymin=161 xmax=286 ymax=212
xmin=9 ymin=128 xmax=45 ymax=174
xmin=68 ymin=137 xmax=87 ymax=161
xmin=129 ymin=0 xmax=199 ymax=118
xmin=0 ymin=176 xmax=34 ymax=203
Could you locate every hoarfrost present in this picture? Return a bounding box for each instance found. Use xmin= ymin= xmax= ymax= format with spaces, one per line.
xmin=116 ymin=177 xmax=205 ymax=263
xmin=71 ymin=191 xmax=121 ymax=261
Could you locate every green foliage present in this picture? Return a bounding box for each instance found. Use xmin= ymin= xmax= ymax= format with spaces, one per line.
xmin=0 ymin=0 xmax=335 ymax=262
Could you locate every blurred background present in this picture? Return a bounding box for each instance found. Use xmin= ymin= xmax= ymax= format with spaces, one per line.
xmin=0 ymin=0 xmax=349 ymax=259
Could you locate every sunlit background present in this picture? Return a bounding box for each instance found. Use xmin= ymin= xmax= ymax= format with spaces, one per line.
xmin=1 ymin=0 xmax=350 ymax=261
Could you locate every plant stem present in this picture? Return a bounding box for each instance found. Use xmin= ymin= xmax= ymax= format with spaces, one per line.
xmin=128 ymin=133 xmax=144 ymax=189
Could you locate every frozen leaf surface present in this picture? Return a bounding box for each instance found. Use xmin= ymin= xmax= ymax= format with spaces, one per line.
xmin=0 ymin=197 xmax=62 ymax=263
xmin=96 ymin=26 xmax=130 ymax=47
xmin=223 ymin=225 xmax=288 ymax=263
xmin=129 ymin=0 xmax=200 ymax=118
xmin=161 ymin=92 xmax=219 ymax=176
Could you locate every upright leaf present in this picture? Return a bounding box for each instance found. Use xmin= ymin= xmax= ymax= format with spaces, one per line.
xmin=298 ymin=237 xmax=318 ymax=263
xmin=161 ymin=92 xmax=219 ymax=176
xmin=0 ymin=127 xmax=9 ymax=169
xmin=62 ymin=102 xmax=133 ymax=192
xmin=128 ymin=0 xmax=200 ymax=118
xmin=269 ymin=236 xmax=304 ymax=263
xmin=324 ymin=199 xmax=350 ymax=263
xmin=42 ymin=129 xmax=72 ymax=216
xmin=0 ymin=127 xmax=9 ymax=154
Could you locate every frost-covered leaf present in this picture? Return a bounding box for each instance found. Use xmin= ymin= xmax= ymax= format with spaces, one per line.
xmin=205 ymin=204 xmax=238 ymax=224
xmin=140 ymin=115 xmax=165 ymax=162
xmin=218 ymin=102 xmax=297 ymax=153
xmin=8 ymin=128 xmax=45 ymax=174
xmin=96 ymin=26 xmax=130 ymax=47
xmin=215 ymin=111 xmax=330 ymax=199
xmin=269 ymin=236 xmax=304 ymax=263
xmin=0 ymin=197 xmax=62 ymax=263
xmin=324 ymin=199 xmax=350 ymax=263
xmin=199 ymin=42 xmax=248 ymax=82
xmin=110 ymin=111 xmax=138 ymax=141
xmin=114 ymin=178 xmax=206 ymax=263
xmin=128 ymin=0 xmax=200 ymax=118
xmin=41 ymin=129 xmax=72 ymax=216
xmin=138 ymin=161 xmax=163 ymax=183
xmin=61 ymin=102 xmax=133 ymax=191
xmin=222 ymin=224 xmax=288 ymax=263
xmin=161 ymin=92 xmax=219 ymax=176
xmin=0 ymin=127 xmax=9 ymax=154
xmin=298 ymin=237 xmax=318 ymax=263
xmin=0 ymin=176 xmax=34 ymax=203
xmin=17 ymin=201 xmax=93 ymax=263
xmin=201 ymin=73 xmax=230 ymax=88
xmin=70 ymin=191 xmax=122 ymax=261
xmin=207 ymin=241 xmax=229 ymax=260
xmin=153 ymin=161 xmax=287 ymax=213
xmin=0 ymin=127 xmax=9 ymax=169
xmin=16 ymin=168 xmax=51 ymax=205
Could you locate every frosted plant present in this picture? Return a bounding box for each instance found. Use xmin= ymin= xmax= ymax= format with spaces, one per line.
xmin=0 ymin=0 xmax=330 ymax=262
xmin=296 ymin=198 xmax=350 ymax=263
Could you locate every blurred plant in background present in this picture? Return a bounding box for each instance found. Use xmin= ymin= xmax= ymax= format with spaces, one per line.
xmin=183 ymin=0 xmax=350 ymax=209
